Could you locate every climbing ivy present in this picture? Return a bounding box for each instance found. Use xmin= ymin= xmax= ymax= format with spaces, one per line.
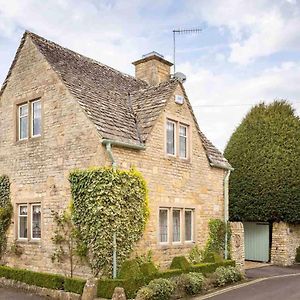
xmin=202 ymin=219 xmax=231 ymax=261
xmin=69 ymin=167 xmax=149 ymax=276
xmin=0 ymin=175 xmax=13 ymax=259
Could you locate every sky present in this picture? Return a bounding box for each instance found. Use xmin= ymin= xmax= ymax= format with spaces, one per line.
xmin=0 ymin=0 xmax=300 ymax=151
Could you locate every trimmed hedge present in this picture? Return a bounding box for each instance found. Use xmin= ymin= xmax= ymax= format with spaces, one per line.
xmin=190 ymin=260 xmax=235 ymax=275
xmin=0 ymin=265 xmax=86 ymax=294
xmin=98 ymin=260 xmax=235 ymax=298
xmin=170 ymin=256 xmax=191 ymax=271
xmin=64 ymin=277 xmax=86 ymax=294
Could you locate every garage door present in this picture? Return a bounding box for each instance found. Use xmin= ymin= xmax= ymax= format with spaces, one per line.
xmin=244 ymin=222 xmax=270 ymax=262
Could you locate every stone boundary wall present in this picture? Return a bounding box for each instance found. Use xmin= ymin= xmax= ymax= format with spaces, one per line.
xmin=0 ymin=277 xmax=81 ymax=300
xmin=271 ymin=222 xmax=300 ymax=266
xmin=230 ymin=222 xmax=245 ymax=272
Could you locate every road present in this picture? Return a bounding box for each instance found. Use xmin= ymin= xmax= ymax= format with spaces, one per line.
xmin=0 ymin=287 xmax=46 ymax=300
xmin=207 ymin=274 xmax=300 ymax=300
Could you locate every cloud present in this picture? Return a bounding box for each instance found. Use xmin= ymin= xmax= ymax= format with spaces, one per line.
xmin=180 ymin=60 xmax=300 ymax=150
xmin=188 ymin=0 xmax=300 ymax=64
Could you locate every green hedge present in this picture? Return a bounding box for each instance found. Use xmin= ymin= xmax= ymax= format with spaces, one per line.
xmin=170 ymin=256 xmax=191 ymax=271
xmin=0 ymin=265 xmax=86 ymax=294
xmin=190 ymin=260 xmax=235 ymax=275
xmin=64 ymin=277 xmax=86 ymax=294
xmin=97 ymin=260 xmax=236 ymax=298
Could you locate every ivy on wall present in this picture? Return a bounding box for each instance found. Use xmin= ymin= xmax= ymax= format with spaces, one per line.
xmin=69 ymin=167 xmax=149 ymax=276
xmin=0 ymin=175 xmax=13 ymax=259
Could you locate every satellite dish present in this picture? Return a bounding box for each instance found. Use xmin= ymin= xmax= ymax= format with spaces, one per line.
xmin=174 ymin=72 xmax=187 ymax=83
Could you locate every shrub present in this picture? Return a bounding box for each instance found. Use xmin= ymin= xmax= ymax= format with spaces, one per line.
xmin=135 ymin=286 xmax=154 ymax=300
xmin=140 ymin=262 xmax=158 ymax=278
xmin=118 ymin=259 xmax=142 ymax=280
xmin=202 ymin=252 xmax=223 ymax=263
xmin=97 ymin=279 xmax=126 ymax=299
xmin=188 ymin=245 xmax=203 ymax=264
xmin=189 ymin=260 xmax=235 ymax=275
xmin=295 ymin=247 xmax=300 ymax=263
xmin=170 ymin=256 xmax=191 ymax=271
xmin=0 ymin=265 xmax=64 ymax=290
xmin=157 ymin=269 xmax=183 ymax=279
xmin=213 ymin=266 xmax=243 ymax=287
xmin=180 ymin=272 xmax=205 ymax=295
xmin=147 ymin=278 xmax=175 ymax=300
xmin=64 ymin=277 xmax=86 ymax=294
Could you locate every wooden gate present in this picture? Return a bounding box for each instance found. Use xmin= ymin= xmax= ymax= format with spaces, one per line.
xmin=244 ymin=222 xmax=270 ymax=262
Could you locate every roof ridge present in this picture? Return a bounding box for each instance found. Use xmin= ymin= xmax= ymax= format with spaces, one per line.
xmin=26 ymin=31 xmax=148 ymax=87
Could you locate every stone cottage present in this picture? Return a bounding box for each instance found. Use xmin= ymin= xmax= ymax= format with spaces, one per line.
xmin=0 ymin=31 xmax=233 ymax=275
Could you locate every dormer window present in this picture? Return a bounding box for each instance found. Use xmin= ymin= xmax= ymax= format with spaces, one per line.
xmin=17 ymin=99 xmax=41 ymax=141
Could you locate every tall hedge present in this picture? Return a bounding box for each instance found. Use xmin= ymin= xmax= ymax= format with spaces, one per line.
xmin=0 ymin=175 xmax=12 ymax=259
xmin=69 ymin=167 xmax=149 ymax=276
xmin=224 ymin=101 xmax=300 ymax=223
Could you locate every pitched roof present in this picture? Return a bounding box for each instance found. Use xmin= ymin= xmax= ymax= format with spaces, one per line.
xmin=0 ymin=31 xmax=232 ymax=170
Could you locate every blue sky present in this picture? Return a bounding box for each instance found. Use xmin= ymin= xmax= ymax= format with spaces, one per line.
xmin=1 ymin=0 xmax=300 ymax=150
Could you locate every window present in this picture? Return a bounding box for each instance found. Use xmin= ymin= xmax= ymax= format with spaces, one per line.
xmin=17 ymin=203 xmax=41 ymax=241
xmin=18 ymin=205 xmax=28 ymax=239
xmin=17 ymin=99 xmax=41 ymax=141
xmin=159 ymin=209 xmax=169 ymax=243
xmin=185 ymin=210 xmax=193 ymax=242
xmin=32 ymin=204 xmax=41 ymax=239
xmin=159 ymin=207 xmax=194 ymax=244
xmin=166 ymin=120 xmax=175 ymax=155
xmin=172 ymin=209 xmax=181 ymax=242
xmin=166 ymin=119 xmax=189 ymax=159
xmin=179 ymin=125 xmax=187 ymax=158
xmin=18 ymin=104 xmax=28 ymax=140
xmin=31 ymin=100 xmax=41 ymax=137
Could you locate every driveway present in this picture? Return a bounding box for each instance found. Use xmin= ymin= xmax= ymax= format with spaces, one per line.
xmin=0 ymin=287 xmax=47 ymax=300
xmin=199 ymin=265 xmax=300 ymax=300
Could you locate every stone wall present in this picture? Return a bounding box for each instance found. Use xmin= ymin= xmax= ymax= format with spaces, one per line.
xmin=271 ymin=222 xmax=300 ymax=266
xmin=0 ymin=35 xmax=226 ymax=276
xmin=230 ymin=222 xmax=245 ymax=271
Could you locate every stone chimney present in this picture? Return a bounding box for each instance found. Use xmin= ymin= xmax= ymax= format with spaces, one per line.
xmin=132 ymin=51 xmax=173 ymax=85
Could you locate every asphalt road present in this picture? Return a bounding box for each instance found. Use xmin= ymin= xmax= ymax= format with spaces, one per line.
xmin=208 ymin=274 xmax=300 ymax=300
xmin=0 ymin=287 xmax=46 ymax=300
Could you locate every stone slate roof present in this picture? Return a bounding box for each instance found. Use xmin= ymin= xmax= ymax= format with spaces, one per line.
xmin=0 ymin=31 xmax=232 ymax=170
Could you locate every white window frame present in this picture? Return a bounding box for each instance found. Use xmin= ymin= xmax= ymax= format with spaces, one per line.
xmin=184 ymin=209 xmax=194 ymax=242
xmin=159 ymin=208 xmax=169 ymax=244
xmin=31 ymin=204 xmax=41 ymax=241
xmin=18 ymin=204 xmax=28 ymax=240
xmin=172 ymin=208 xmax=181 ymax=243
xmin=179 ymin=124 xmax=188 ymax=159
xmin=166 ymin=120 xmax=176 ymax=156
xmin=18 ymin=103 xmax=28 ymax=141
xmin=31 ymin=100 xmax=41 ymax=138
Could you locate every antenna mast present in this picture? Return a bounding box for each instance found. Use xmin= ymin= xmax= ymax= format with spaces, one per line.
xmin=173 ymin=28 xmax=202 ymax=74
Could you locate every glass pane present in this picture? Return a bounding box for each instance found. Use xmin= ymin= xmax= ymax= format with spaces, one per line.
xmin=32 ymin=205 xmax=41 ymax=239
xmin=167 ymin=121 xmax=175 ymax=155
xmin=32 ymin=101 xmax=41 ymax=136
xmin=179 ymin=125 xmax=187 ymax=137
xmin=179 ymin=136 xmax=187 ymax=158
xmin=159 ymin=209 xmax=168 ymax=243
xmin=19 ymin=105 xmax=28 ymax=117
xmin=19 ymin=116 xmax=28 ymax=139
xmin=185 ymin=210 xmax=192 ymax=241
xmin=19 ymin=205 xmax=27 ymax=216
xmin=19 ymin=216 xmax=27 ymax=238
xmin=173 ymin=210 xmax=181 ymax=242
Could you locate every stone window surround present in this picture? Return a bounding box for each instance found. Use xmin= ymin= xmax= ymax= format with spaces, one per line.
xmin=15 ymin=200 xmax=42 ymax=243
xmin=164 ymin=113 xmax=192 ymax=162
xmin=157 ymin=205 xmax=196 ymax=249
xmin=14 ymin=93 xmax=44 ymax=143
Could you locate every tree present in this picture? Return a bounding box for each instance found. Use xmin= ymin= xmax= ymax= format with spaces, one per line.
xmin=224 ymin=101 xmax=300 ymax=223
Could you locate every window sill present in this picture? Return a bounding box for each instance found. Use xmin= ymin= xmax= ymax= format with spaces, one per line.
xmin=158 ymin=241 xmax=195 ymax=250
xmin=15 ymin=136 xmax=42 ymax=145
xmin=165 ymin=155 xmax=191 ymax=164
xmin=16 ymin=239 xmax=41 ymax=244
